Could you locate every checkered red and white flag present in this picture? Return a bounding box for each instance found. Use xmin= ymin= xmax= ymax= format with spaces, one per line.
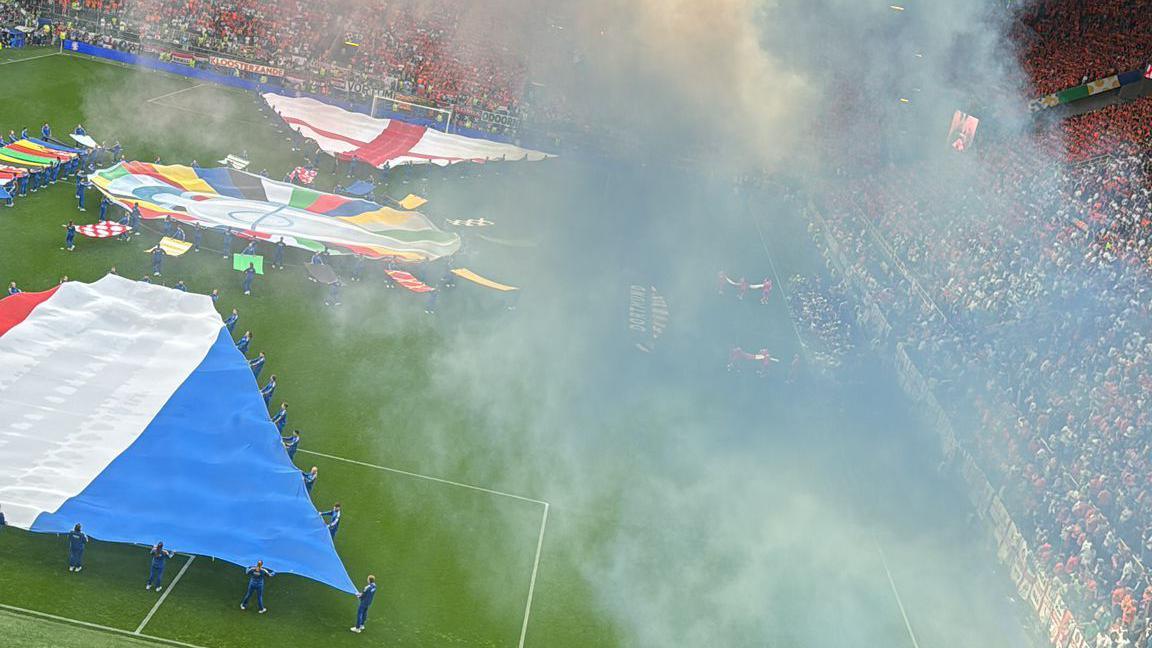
xmin=75 ymin=222 xmax=132 ymax=238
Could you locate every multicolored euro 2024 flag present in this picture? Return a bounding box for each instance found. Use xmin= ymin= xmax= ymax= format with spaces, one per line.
xmin=0 ymin=276 xmax=355 ymax=593
xmin=89 ymin=162 xmax=460 ymax=261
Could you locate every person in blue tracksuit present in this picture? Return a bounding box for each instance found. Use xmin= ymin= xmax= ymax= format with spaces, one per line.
xmin=75 ymin=175 xmax=88 ymax=210
xmin=0 ymin=504 xmax=6 ymax=530
xmin=192 ymin=223 xmax=203 ymax=251
xmin=222 ymin=228 xmax=233 ymax=259
xmin=98 ymin=197 xmax=110 ymax=222
xmin=302 ymin=466 xmax=318 ymax=493
xmin=163 ymin=217 xmax=175 ymax=237
xmin=236 ymin=330 xmax=252 ymax=355
xmin=249 ymin=351 xmax=266 ymax=378
xmin=172 ymin=225 xmax=186 ymax=242
xmin=309 ymin=250 xmax=325 ymax=265
xmin=210 ymin=289 xmax=220 ymax=303
xmin=129 ymin=203 xmax=142 ymax=233
xmin=350 ymin=255 xmax=365 ymax=282
xmin=282 ymin=430 xmax=300 ymax=459
xmin=145 ymin=542 xmax=174 ymax=591
xmin=41 ymin=123 xmax=50 ymax=140
xmin=74 ymin=124 xmax=86 ymax=136
xmin=319 ymin=503 xmax=342 ymax=538
xmin=325 ymin=281 xmax=341 ymax=307
xmin=223 ymin=308 xmax=239 ymax=332
xmin=50 ymin=160 xmax=60 ymax=184
xmin=67 ymin=524 xmax=89 ymax=572
xmin=242 ymin=263 xmax=256 ymax=295
xmin=239 ymin=561 xmax=275 ymax=613
xmin=241 ymin=240 xmax=257 ymax=256
xmin=174 ymin=280 xmax=188 ymax=292
xmin=260 ymin=375 xmax=277 ymax=405
xmin=8 ymin=281 xmax=20 ymax=295
xmin=350 ymin=575 xmax=377 ymax=633
xmin=5 ymin=130 xmax=14 ymax=144
xmin=271 ymin=402 xmax=288 ymax=432
xmin=18 ymin=171 xmax=27 ymax=196
xmin=151 ymin=246 xmax=166 ymax=276
xmin=63 ymin=221 xmax=76 ymax=251
xmin=273 ymin=237 xmax=285 ymax=269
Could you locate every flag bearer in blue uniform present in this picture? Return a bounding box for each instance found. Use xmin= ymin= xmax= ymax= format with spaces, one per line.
xmin=99 ymin=196 xmax=110 ymax=221
xmin=350 ymin=575 xmax=377 ymax=633
xmin=151 ymin=245 xmax=166 ymax=276
xmin=41 ymin=122 xmax=50 ymax=140
xmin=129 ymin=202 xmax=142 ymax=233
xmin=319 ymin=502 xmax=342 ymax=538
xmin=261 ymin=375 xmax=277 ymax=404
xmin=63 ymin=221 xmax=76 ymax=251
xmin=67 ymin=523 xmax=89 ymax=572
xmin=273 ymin=237 xmax=285 ymax=269
xmin=239 ymin=560 xmax=275 ymax=613
xmin=271 ymin=402 xmax=288 ymax=432
xmin=18 ymin=170 xmax=27 ymax=196
xmin=242 ymin=262 xmax=256 ymax=295
xmin=224 ymin=308 xmax=239 ymax=332
xmin=236 ymin=330 xmax=252 ymax=355
xmin=249 ymin=351 xmax=266 ymax=378
xmin=145 ymin=542 xmax=174 ymax=591
xmin=282 ymin=429 xmax=300 ymax=459
xmin=302 ymin=466 xmax=318 ymax=493
xmin=75 ymin=174 xmax=88 ymax=210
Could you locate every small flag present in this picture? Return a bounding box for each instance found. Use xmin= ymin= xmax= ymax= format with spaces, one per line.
xmin=386 ymin=270 xmax=433 ymax=293
xmin=233 ymin=253 xmax=264 ymax=275
xmin=305 ymin=263 xmax=339 ymax=285
xmin=398 ymin=194 xmax=427 ymax=210
xmin=446 ymin=218 xmax=494 ymax=227
xmin=1145 ymin=63 xmax=1152 ymax=80
xmin=450 ymin=268 xmax=518 ymax=292
xmin=292 ymin=167 xmax=317 ymax=185
xmin=76 ymin=222 xmax=131 ymax=238
xmin=149 ymin=237 xmax=193 ymax=256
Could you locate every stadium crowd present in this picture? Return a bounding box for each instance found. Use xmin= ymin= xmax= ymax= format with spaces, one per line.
xmin=1014 ymin=0 xmax=1152 ymax=96
xmin=814 ymin=96 xmax=1152 ymax=646
xmin=35 ymin=0 xmax=530 ymax=120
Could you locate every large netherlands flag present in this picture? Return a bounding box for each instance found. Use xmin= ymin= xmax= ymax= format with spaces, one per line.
xmin=0 ymin=275 xmax=355 ymax=593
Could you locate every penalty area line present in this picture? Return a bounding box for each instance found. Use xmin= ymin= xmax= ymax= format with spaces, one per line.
xmin=297 ymin=449 xmax=549 ymax=506
xmin=518 ymin=502 xmax=549 ymax=648
xmin=0 ymin=602 xmax=210 ymax=648
xmin=147 ymin=83 xmax=206 ymax=104
xmin=134 ymin=555 xmax=196 ymax=635
xmin=0 ymin=50 xmax=62 ymax=66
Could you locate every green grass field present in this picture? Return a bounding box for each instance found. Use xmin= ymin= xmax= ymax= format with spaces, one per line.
xmin=0 ymin=46 xmax=1036 ymax=647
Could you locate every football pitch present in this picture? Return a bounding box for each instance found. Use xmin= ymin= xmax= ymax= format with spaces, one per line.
xmin=0 ymin=46 xmax=1035 ymax=647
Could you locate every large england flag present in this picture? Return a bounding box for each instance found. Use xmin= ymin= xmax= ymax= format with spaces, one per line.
xmin=0 ymin=276 xmax=355 ymax=593
xmin=263 ymin=93 xmax=554 ymax=168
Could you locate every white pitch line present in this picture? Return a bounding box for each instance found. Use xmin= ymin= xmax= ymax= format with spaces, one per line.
xmin=0 ymin=602 xmax=210 ymax=648
xmin=517 ymin=502 xmax=549 ymax=648
xmin=750 ymin=206 xmax=808 ymax=353
xmin=872 ymin=537 xmax=921 ymax=648
xmin=0 ymin=50 xmax=61 ymax=66
xmin=135 ymin=555 xmax=197 ymax=634
xmin=147 ymin=83 xmax=206 ymax=104
xmin=297 ymin=449 xmax=549 ymax=506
